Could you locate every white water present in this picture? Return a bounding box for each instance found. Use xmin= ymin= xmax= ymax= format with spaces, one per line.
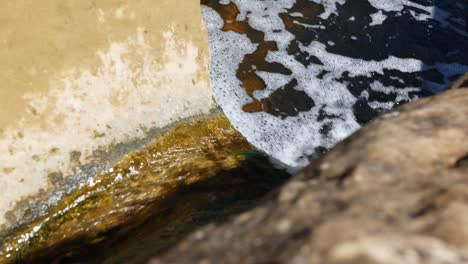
xmin=202 ymin=0 xmax=467 ymax=167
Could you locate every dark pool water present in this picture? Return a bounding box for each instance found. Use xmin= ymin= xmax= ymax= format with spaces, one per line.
xmin=202 ymin=0 xmax=468 ymax=167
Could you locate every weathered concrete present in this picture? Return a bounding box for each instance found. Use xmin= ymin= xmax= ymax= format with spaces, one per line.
xmin=0 ymin=0 xmax=215 ymax=233
xmin=151 ymin=86 xmax=468 ymax=264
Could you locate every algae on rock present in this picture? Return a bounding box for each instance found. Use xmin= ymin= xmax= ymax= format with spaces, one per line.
xmin=0 ymin=115 xmax=289 ymax=263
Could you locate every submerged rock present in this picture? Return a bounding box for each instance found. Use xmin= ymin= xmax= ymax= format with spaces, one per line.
xmin=201 ymin=0 xmax=468 ymax=167
xmin=0 ymin=0 xmax=215 ymax=238
xmin=0 ymin=115 xmax=290 ymax=263
xmin=151 ymin=86 xmax=468 ymax=264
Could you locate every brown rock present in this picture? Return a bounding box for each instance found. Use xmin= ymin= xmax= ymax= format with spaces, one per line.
xmin=150 ymin=86 xmax=468 ymax=264
xmin=449 ymin=73 xmax=468 ymax=89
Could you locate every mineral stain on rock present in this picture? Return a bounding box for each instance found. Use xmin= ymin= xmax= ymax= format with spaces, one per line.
xmin=0 ymin=115 xmax=289 ymax=263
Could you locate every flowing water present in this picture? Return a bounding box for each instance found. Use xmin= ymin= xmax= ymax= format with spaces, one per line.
xmin=0 ymin=115 xmax=289 ymax=263
xmin=202 ymin=0 xmax=468 ymax=167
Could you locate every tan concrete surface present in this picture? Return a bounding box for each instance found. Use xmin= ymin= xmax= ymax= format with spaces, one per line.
xmin=0 ymin=0 xmax=214 ymax=230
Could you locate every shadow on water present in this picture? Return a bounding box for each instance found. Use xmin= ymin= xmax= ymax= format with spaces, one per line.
xmin=19 ymin=154 xmax=290 ymax=264
xmin=421 ymin=0 xmax=468 ymax=92
xmin=302 ymin=0 xmax=468 ymax=124
xmin=338 ymin=0 xmax=466 ymax=123
xmin=411 ymin=0 xmax=466 ymax=103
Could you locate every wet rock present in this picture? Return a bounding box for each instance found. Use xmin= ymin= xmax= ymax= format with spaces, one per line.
xmin=449 ymin=73 xmax=468 ymax=89
xmin=0 ymin=115 xmax=290 ymax=263
xmin=151 ymin=86 xmax=468 ymax=264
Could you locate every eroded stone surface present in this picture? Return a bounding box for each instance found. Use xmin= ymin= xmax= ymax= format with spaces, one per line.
xmin=151 ymin=87 xmax=468 ymax=264
xmin=0 ymin=0 xmax=214 ymax=234
xmin=201 ymin=0 xmax=468 ymax=167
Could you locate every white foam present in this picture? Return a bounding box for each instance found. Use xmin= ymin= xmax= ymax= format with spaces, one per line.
xmin=311 ymin=0 xmax=347 ymax=19
xmin=367 ymin=81 xmax=420 ymax=110
xmin=370 ymin=11 xmax=387 ymax=26
xmin=202 ymin=0 xmax=465 ymax=168
xmin=367 ymin=0 xmax=407 ymax=12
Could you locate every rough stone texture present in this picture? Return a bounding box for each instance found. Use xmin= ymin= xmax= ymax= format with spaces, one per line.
xmin=151 ymin=86 xmax=468 ymax=264
xmin=449 ymin=73 xmax=468 ymax=90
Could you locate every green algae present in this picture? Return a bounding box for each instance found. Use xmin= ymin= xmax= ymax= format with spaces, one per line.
xmin=0 ymin=115 xmax=268 ymax=263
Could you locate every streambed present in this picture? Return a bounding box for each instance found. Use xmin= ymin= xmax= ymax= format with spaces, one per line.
xmin=0 ymin=115 xmax=289 ymax=263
